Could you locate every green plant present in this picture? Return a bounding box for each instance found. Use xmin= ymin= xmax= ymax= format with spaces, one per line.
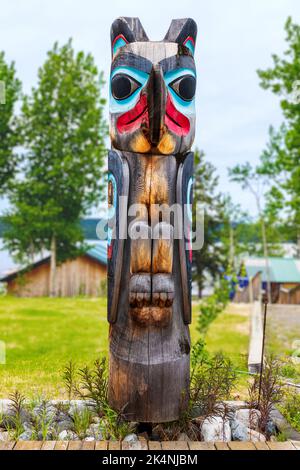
xmin=63 ymin=360 xmax=76 ymax=401
xmin=5 ymin=390 xmax=26 ymax=439
xmin=247 ymin=356 xmax=284 ymax=439
xmin=30 ymin=401 xmax=54 ymax=441
xmin=100 ymin=404 xmax=135 ymax=441
xmin=71 ymin=406 xmax=93 ymax=439
xmin=280 ymin=363 xmax=298 ymax=379
xmin=279 ymin=391 xmax=300 ymax=432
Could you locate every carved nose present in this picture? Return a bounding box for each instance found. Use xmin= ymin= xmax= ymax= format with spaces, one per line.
xmin=147 ymin=65 xmax=166 ymax=146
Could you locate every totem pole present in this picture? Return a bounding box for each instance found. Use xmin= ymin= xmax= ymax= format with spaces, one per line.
xmin=107 ymin=17 xmax=197 ymax=422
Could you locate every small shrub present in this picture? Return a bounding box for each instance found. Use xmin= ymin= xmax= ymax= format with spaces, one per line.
xmin=279 ymin=391 xmax=300 ymax=432
xmin=197 ymin=279 xmax=230 ymax=336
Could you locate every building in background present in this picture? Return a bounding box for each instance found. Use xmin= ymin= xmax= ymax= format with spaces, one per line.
xmin=0 ymin=219 xmax=107 ymax=297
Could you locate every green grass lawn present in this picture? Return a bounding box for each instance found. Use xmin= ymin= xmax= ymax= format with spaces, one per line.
xmin=0 ymin=297 xmax=108 ymax=398
xmin=0 ymin=297 xmax=250 ymax=398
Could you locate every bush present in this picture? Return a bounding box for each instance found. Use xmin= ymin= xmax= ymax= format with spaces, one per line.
xmin=197 ymin=278 xmax=230 ymax=336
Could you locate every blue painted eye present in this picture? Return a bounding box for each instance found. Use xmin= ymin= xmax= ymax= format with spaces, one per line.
xmin=169 ymin=75 xmax=196 ymax=102
xmin=111 ymin=73 xmax=142 ymax=101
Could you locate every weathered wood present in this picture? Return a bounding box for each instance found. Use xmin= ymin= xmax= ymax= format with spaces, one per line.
xmin=188 ymin=442 xmax=215 ymax=450
xmin=95 ymin=440 xmax=108 ymax=450
xmin=290 ymin=440 xmax=300 ymax=450
xmin=82 ymin=440 xmax=96 ymax=450
xmin=148 ymin=441 xmax=162 ymax=450
xmin=41 ymin=440 xmax=56 ymax=450
xmin=108 ymin=441 xmax=121 ymax=450
xmin=14 ymin=440 xmax=42 ymax=450
xmin=108 ymin=17 xmax=197 ymax=422
xmin=228 ymin=441 xmax=256 ymax=450
xmin=67 ymin=440 xmax=82 ymax=450
xmin=54 ymin=441 xmax=68 ymax=450
xmin=214 ymin=442 xmax=230 ymax=450
xmin=161 ymin=441 xmax=189 ymax=450
xmin=267 ymin=441 xmax=296 ymax=450
xmin=0 ymin=441 xmax=15 ymax=450
xmin=254 ymin=441 xmax=269 ymax=450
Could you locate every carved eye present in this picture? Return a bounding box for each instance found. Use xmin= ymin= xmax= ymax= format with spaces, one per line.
xmin=111 ymin=73 xmax=141 ymax=100
xmin=169 ymin=75 xmax=196 ymax=101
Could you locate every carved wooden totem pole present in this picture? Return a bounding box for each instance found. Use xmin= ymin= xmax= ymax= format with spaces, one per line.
xmin=107 ymin=17 xmax=197 ymax=422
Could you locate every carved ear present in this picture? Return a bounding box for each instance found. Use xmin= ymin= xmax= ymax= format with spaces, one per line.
xmin=111 ymin=17 xmax=149 ymax=56
xmin=164 ymin=18 xmax=197 ymax=55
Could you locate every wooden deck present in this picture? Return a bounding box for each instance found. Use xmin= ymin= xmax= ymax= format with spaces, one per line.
xmin=0 ymin=440 xmax=299 ymax=451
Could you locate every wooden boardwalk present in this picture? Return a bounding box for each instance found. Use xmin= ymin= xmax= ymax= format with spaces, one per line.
xmin=0 ymin=440 xmax=299 ymax=451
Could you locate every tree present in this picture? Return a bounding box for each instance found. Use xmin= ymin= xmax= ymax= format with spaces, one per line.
xmin=3 ymin=40 xmax=108 ymax=296
xmin=257 ymin=17 xmax=300 ymax=255
xmin=0 ymin=52 xmax=21 ymax=194
xmin=228 ymin=163 xmax=272 ymax=303
xmin=193 ymin=149 xmax=227 ymax=297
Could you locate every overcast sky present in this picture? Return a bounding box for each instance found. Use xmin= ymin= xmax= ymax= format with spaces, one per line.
xmin=1 ymin=0 xmax=299 ymax=216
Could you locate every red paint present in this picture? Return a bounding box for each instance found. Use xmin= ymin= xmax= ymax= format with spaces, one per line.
xmin=112 ymin=34 xmax=128 ymax=49
xmin=117 ymin=93 xmax=149 ymax=134
xmin=183 ymin=36 xmax=195 ymax=49
xmin=108 ymin=242 xmax=113 ymax=260
xmin=165 ymin=94 xmax=190 ymax=136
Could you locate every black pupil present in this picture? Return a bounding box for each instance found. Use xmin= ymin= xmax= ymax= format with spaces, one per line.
xmin=112 ymin=75 xmax=132 ymax=100
xmin=178 ymin=76 xmax=196 ymax=100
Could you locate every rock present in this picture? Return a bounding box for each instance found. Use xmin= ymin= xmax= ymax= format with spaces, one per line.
xmin=18 ymin=430 xmax=34 ymax=440
xmin=201 ymin=416 xmax=231 ymax=442
xmin=91 ymin=416 xmax=101 ymax=424
xmin=178 ymin=432 xmax=190 ymax=442
xmin=247 ymin=429 xmax=266 ymax=442
xmin=265 ymin=419 xmax=276 ymax=436
xmin=32 ymin=403 xmax=57 ymax=421
xmin=123 ymin=433 xmax=139 ymax=443
xmin=85 ymin=436 xmax=95 ymax=441
xmin=58 ymin=430 xmax=78 ymax=441
xmin=0 ymin=431 xmax=10 ymax=441
xmin=235 ymin=408 xmax=261 ymax=429
xmin=23 ymin=421 xmax=33 ymax=432
xmin=86 ymin=423 xmax=103 ymax=440
xmin=56 ymin=419 xmax=73 ymax=432
xmin=231 ymin=418 xmax=249 ymax=441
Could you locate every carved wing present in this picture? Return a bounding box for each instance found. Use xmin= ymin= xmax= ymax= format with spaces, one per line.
xmin=176 ymin=151 xmax=194 ymax=324
xmin=107 ymin=150 xmax=129 ymax=324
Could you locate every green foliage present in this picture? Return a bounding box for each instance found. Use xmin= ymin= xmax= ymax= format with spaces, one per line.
xmin=62 ymin=358 xmax=134 ymax=440
xmin=257 ymin=17 xmax=300 ymax=247
xmin=3 ymin=39 xmax=108 ymax=267
xmin=71 ymin=406 xmax=93 ymax=439
xmin=0 ymin=52 xmax=21 ymax=194
xmin=192 ymin=149 xmax=227 ymax=296
xmin=197 ymin=278 xmax=230 ymax=336
xmin=280 ymin=391 xmax=300 ymax=432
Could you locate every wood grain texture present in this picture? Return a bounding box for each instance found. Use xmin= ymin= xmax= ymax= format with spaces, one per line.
xmin=108 ymin=17 xmax=196 ymax=422
xmin=188 ymin=442 xmax=215 ymax=450
xmin=41 ymin=440 xmax=56 ymax=450
xmin=54 ymin=441 xmax=68 ymax=450
xmin=14 ymin=440 xmax=42 ymax=450
xmin=228 ymin=441 xmax=256 ymax=450
xmin=95 ymin=440 xmax=108 ymax=450
xmin=67 ymin=441 xmax=82 ymax=450
xmin=267 ymin=441 xmax=296 ymax=450
xmin=214 ymin=442 xmax=230 ymax=450
xmin=0 ymin=441 xmax=15 ymax=450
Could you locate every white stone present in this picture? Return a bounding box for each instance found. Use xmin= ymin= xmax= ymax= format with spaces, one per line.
xmin=201 ymin=416 xmax=231 ymax=442
xmin=235 ymin=408 xmax=261 ymax=429
xmin=123 ymin=433 xmax=139 ymax=443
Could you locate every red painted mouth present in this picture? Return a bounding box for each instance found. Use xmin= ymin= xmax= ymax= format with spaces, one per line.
xmin=165 ymin=94 xmax=190 ymax=136
xmin=117 ymin=94 xmax=149 ymax=134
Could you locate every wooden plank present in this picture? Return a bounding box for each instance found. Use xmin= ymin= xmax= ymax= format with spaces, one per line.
xmin=54 ymin=441 xmax=68 ymax=450
xmin=82 ymin=440 xmax=95 ymax=450
xmin=290 ymin=440 xmax=300 ymax=450
xmin=14 ymin=441 xmax=42 ymax=450
xmin=67 ymin=441 xmax=82 ymax=450
xmin=41 ymin=441 xmax=56 ymax=450
xmin=215 ymin=442 xmax=230 ymax=450
xmin=188 ymin=442 xmax=215 ymax=450
xmin=0 ymin=441 xmax=15 ymax=450
xmin=228 ymin=442 xmax=256 ymax=450
xmin=267 ymin=441 xmax=296 ymax=450
xmin=254 ymin=441 xmax=269 ymax=450
xmin=148 ymin=441 xmax=162 ymax=450
xmin=108 ymin=441 xmax=121 ymax=450
xmin=95 ymin=440 xmax=108 ymax=450
xmin=161 ymin=441 xmax=189 ymax=450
